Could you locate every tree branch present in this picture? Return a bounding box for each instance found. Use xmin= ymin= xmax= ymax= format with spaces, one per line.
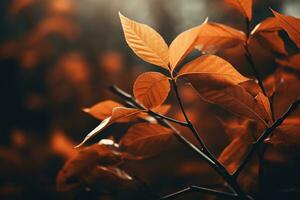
xmin=160 ymin=185 xmax=238 ymax=200
xmin=234 ymin=96 xmax=300 ymax=177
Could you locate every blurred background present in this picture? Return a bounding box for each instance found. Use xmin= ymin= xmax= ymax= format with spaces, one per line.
xmin=0 ymin=0 xmax=300 ymax=199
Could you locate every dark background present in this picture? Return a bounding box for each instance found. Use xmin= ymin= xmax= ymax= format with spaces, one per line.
xmin=0 ymin=0 xmax=299 ymax=199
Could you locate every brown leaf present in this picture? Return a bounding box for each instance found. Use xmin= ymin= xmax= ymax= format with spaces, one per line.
xmin=253 ymin=31 xmax=287 ymax=55
xmin=76 ymin=107 xmax=143 ymax=148
xmin=177 ymin=55 xmax=249 ymax=90
xmin=119 ymin=12 xmax=169 ymax=69
xmin=276 ymin=53 xmax=300 ymax=71
xmin=218 ymin=132 xmax=253 ymax=174
xmin=133 ymin=72 xmax=170 ymax=109
xmin=225 ymin=0 xmax=252 ymax=21
xmin=190 ymin=83 xmax=270 ymax=126
xmin=57 ymin=144 xmax=124 ymax=192
xmin=83 ymin=100 xmax=123 ymax=121
xmin=120 ymin=123 xmax=173 ymax=157
xmin=196 ymin=22 xmax=246 ymax=54
xmin=270 ymin=118 xmax=300 ymax=145
xmin=271 ymin=9 xmax=300 ymax=48
xmin=251 ymin=17 xmax=281 ymax=34
xmin=169 ymin=19 xmax=207 ymax=71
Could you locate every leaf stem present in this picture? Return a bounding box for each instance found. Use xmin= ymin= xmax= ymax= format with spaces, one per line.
xmin=233 ymin=96 xmax=300 ymax=177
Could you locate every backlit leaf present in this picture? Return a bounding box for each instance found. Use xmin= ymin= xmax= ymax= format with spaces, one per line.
xmin=169 ymin=19 xmax=206 ymax=71
xmin=83 ymin=100 xmax=123 ymax=121
xmin=120 ymin=123 xmax=173 ymax=157
xmin=253 ymin=31 xmax=287 ymax=55
xmin=250 ymin=17 xmax=287 ymax=55
xmin=271 ymin=9 xmax=300 ymax=48
xmin=177 ymin=55 xmax=248 ymax=89
xmin=76 ymin=107 xmax=143 ymax=148
xmin=119 ymin=12 xmax=169 ymax=69
xmin=190 ymin=84 xmax=270 ymax=126
xmin=196 ymin=22 xmax=246 ymax=54
xmin=224 ymin=0 xmax=252 ymax=21
xmin=251 ymin=17 xmax=281 ymax=34
xmin=133 ymin=72 xmax=170 ymax=109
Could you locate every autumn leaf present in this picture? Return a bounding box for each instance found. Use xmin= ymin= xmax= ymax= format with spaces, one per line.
xmin=196 ymin=22 xmax=246 ymax=54
xmin=251 ymin=17 xmax=281 ymax=34
xmin=76 ymin=107 xmax=143 ymax=148
xmin=271 ymin=9 xmax=300 ymax=48
xmin=276 ymin=53 xmax=300 ymax=71
xmin=120 ymin=123 xmax=173 ymax=157
xmin=252 ymin=31 xmax=287 ymax=55
xmin=269 ymin=118 xmax=300 ymax=146
xmin=169 ymin=19 xmax=207 ymax=71
xmin=177 ymin=55 xmax=249 ymax=90
xmin=250 ymin=17 xmax=287 ymax=55
xmin=83 ymin=100 xmax=123 ymax=121
xmin=224 ymin=0 xmax=252 ymax=21
xmin=133 ymin=72 xmax=170 ymax=109
xmin=190 ymin=84 xmax=270 ymax=126
xmin=218 ymin=132 xmax=253 ymax=173
xmin=57 ymin=144 xmax=130 ymax=192
xmin=119 ymin=12 xmax=169 ymax=69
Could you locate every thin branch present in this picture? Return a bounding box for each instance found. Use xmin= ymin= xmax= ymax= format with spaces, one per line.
xmin=109 ymin=85 xmax=188 ymax=127
xmin=109 ymin=85 xmax=252 ymax=200
xmin=148 ymin=110 xmax=188 ymax=127
xmin=160 ymin=185 xmax=238 ymax=200
xmin=234 ymin=96 xmax=300 ymax=177
xmin=170 ymin=79 xmax=211 ymax=155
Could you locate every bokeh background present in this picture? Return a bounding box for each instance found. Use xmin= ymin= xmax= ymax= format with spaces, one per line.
xmin=0 ymin=0 xmax=300 ymax=199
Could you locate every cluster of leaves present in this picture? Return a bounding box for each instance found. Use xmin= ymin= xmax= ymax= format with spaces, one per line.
xmin=57 ymin=0 xmax=300 ymax=199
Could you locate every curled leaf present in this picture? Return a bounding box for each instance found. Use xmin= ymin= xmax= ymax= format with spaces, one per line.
xmin=133 ymin=72 xmax=170 ymax=109
xmin=83 ymin=100 xmax=123 ymax=121
xmin=271 ymin=9 xmax=300 ymax=48
xmin=76 ymin=107 xmax=143 ymax=148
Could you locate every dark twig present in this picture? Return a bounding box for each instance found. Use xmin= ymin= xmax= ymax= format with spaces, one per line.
xmin=170 ymin=79 xmax=213 ymax=156
xmin=109 ymin=85 xmax=252 ymax=200
xmin=160 ymin=185 xmax=238 ymax=200
xmin=234 ymin=96 xmax=300 ymax=177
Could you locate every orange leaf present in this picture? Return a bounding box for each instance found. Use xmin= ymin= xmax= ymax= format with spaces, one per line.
xmin=120 ymin=123 xmax=173 ymax=157
xmin=270 ymin=118 xmax=300 ymax=145
xmin=119 ymin=12 xmax=169 ymax=69
xmin=276 ymin=53 xmax=300 ymax=71
xmin=252 ymin=31 xmax=287 ymax=55
xmin=177 ymin=55 xmax=248 ymax=90
xmin=218 ymin=132 xmax=253 ymax=173
xmin=76 ymin=107 xmax=143 ymax=148
xmin=271 ymin=9 xmax=300 ymax=48
xmin=133 ymin=72 xmax=170 ymax=109
xmin=169 ymin=19 xmax=207 ymax=71
xmin=196 ymin=22 xmax=246 ymax=54
xmin=190 ymin=84 xmax=270 ymax=126
xmin=83 ymin=100 xmax=123 ymax=121
xmin=251 ymin=17 xmax=281 ymax=34
xmin=224 ymin=0 xmax=252 ymax=21
xmin=57 ymin=144 xmax=127 ymax=192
